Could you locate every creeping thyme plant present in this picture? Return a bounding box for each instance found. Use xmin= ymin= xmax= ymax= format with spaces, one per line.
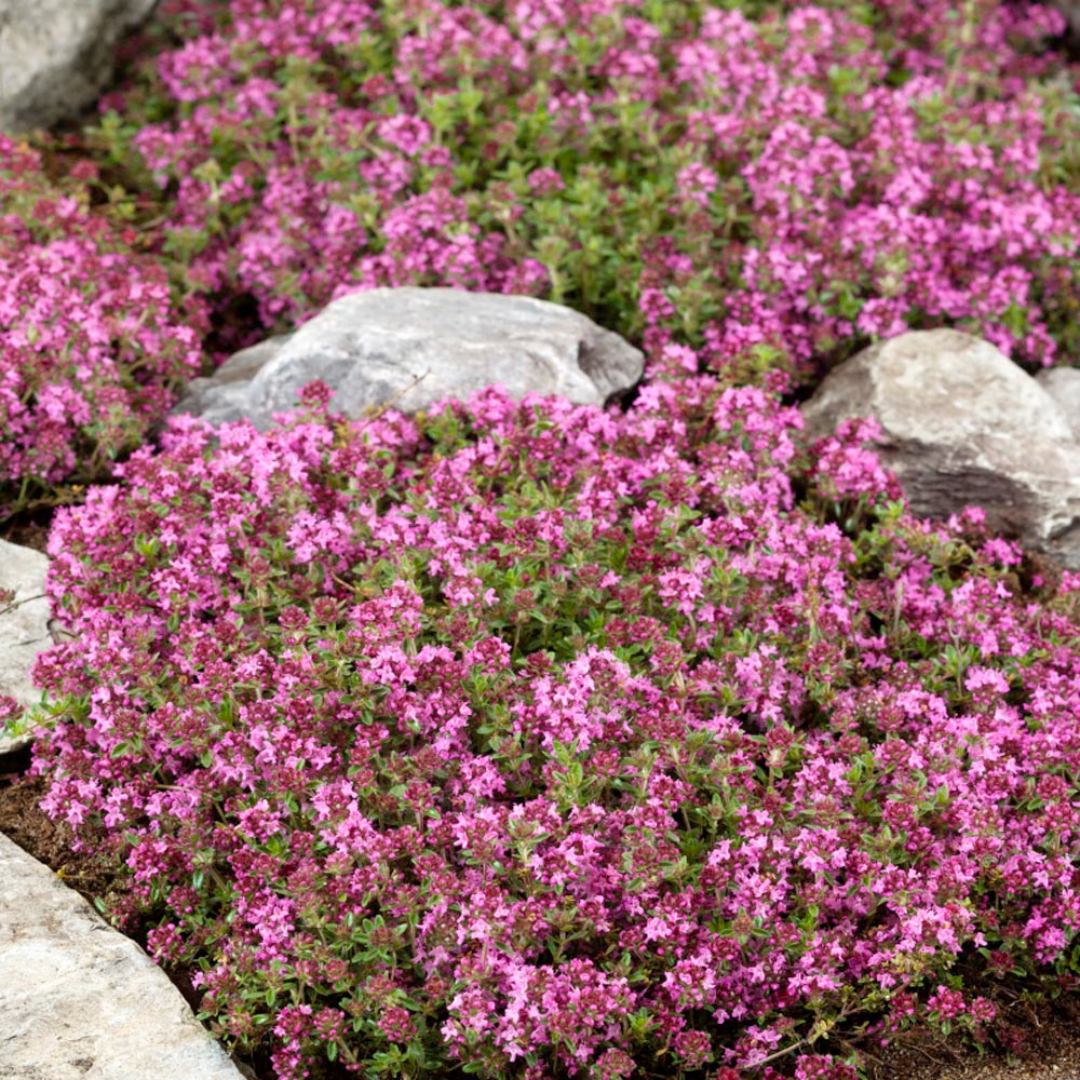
xmin=9 ymin=0 xmax=1080 ymax=1077
xmin=0 ymin=135 xmax=205 ymax=513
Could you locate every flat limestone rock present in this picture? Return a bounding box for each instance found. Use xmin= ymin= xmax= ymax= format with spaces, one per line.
xmin=0 ymin=832 xmax=245 ymax=1080
xmin=173 ymin=287 xmax=645 ymax=430
xmin=0 ymin=539 xmax=52 ymax=755
xmin=0 ymin=0 xmax=158 ymax=134
xmin=801 ymin=329 xmax=1080 ymax=569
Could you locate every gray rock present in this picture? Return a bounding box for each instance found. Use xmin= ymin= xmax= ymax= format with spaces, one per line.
xmin=173 ymin=287 xmax=645 ymax=430
xmin=0 ymin=0 xmax=158 ymax=134
xmin=801 ymin=329 xmax=1080 ymax=569
xmin=0 ymin=539 xmax=52 ymax=756
xmin=0 ymin=832 xmax=245 ymax=1080
xmin=1037 ymin=366 xmax=1080 ymax=442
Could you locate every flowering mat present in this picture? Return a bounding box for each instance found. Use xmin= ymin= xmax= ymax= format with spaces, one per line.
xmin=7 ymin=2 xmax=1080 ymax=1079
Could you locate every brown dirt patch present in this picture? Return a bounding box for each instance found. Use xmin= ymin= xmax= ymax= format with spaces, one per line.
xmin=0 ymin=508 xmax=53 ymax=553
xmin=865 ymin=997 xmax=1080 ymax=1080
xmin=0 ymin=757 xmax=118 ymax=902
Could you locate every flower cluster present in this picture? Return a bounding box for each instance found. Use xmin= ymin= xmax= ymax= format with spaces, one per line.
xmin=86 ymin=0 xmax=1080 ymax=379
xmin=8 ymin=1 xmax=1080 ymax=1078
xmin=21 ymin=375 xmax=1080 ymax=1078
xmin=0 ymin=135 xmax=205 ymax=512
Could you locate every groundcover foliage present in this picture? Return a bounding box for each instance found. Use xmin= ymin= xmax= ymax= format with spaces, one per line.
xmin=23 ymin=380 xmax=1080 ymax=1080
xmin=0 ymin=135 xmax=205 ymax=514
xmin=7 ymin=0 xmax=1080 ymax=505
xmin=91 ymin=0 xmax=1080 ymax=373
xmin=8 ymin=0 xmax=1080 ymax=1078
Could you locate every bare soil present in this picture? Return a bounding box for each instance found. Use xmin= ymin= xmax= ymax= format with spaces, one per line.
xmin=0 ymin=509 xmax=53 ymax=553
xmin=869 ymin=1010 xmax=1080 ymax=1080
xmin=0 ymin=760 xmax=117 ymax=899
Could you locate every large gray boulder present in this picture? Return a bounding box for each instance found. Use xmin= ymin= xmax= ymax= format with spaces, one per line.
xmin=0 ymin=539 xmax=53 ymax=756
xmin=0 ymin=832 xmax=246 ymax=1080
xmin=801 ymin=329 xmax=1080 ymax=569
xmin=0 ymin=0 xmax=158 ymax=134
xmin=173 ymin=288 xmax=645 ymax=430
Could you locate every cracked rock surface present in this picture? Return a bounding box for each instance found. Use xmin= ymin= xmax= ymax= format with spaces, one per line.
xmin=0 ymin=831 xmax=245 ymax=1080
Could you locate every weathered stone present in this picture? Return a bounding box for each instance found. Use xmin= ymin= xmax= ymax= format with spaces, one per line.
xmin=0 ymin=539 xmax=52 ymax=755
xmin=173 ymin=287 xmax=645 ymax=430
xmin=0 ymin=0 xmax=158 ymax=134
xmin=1037 ymin=366 xmax=1080 ymax=442
xmin=800 ymin=329 xmax=1080 ymax=569
xmin=0 ymin=832 xmax=245 ymax=1080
